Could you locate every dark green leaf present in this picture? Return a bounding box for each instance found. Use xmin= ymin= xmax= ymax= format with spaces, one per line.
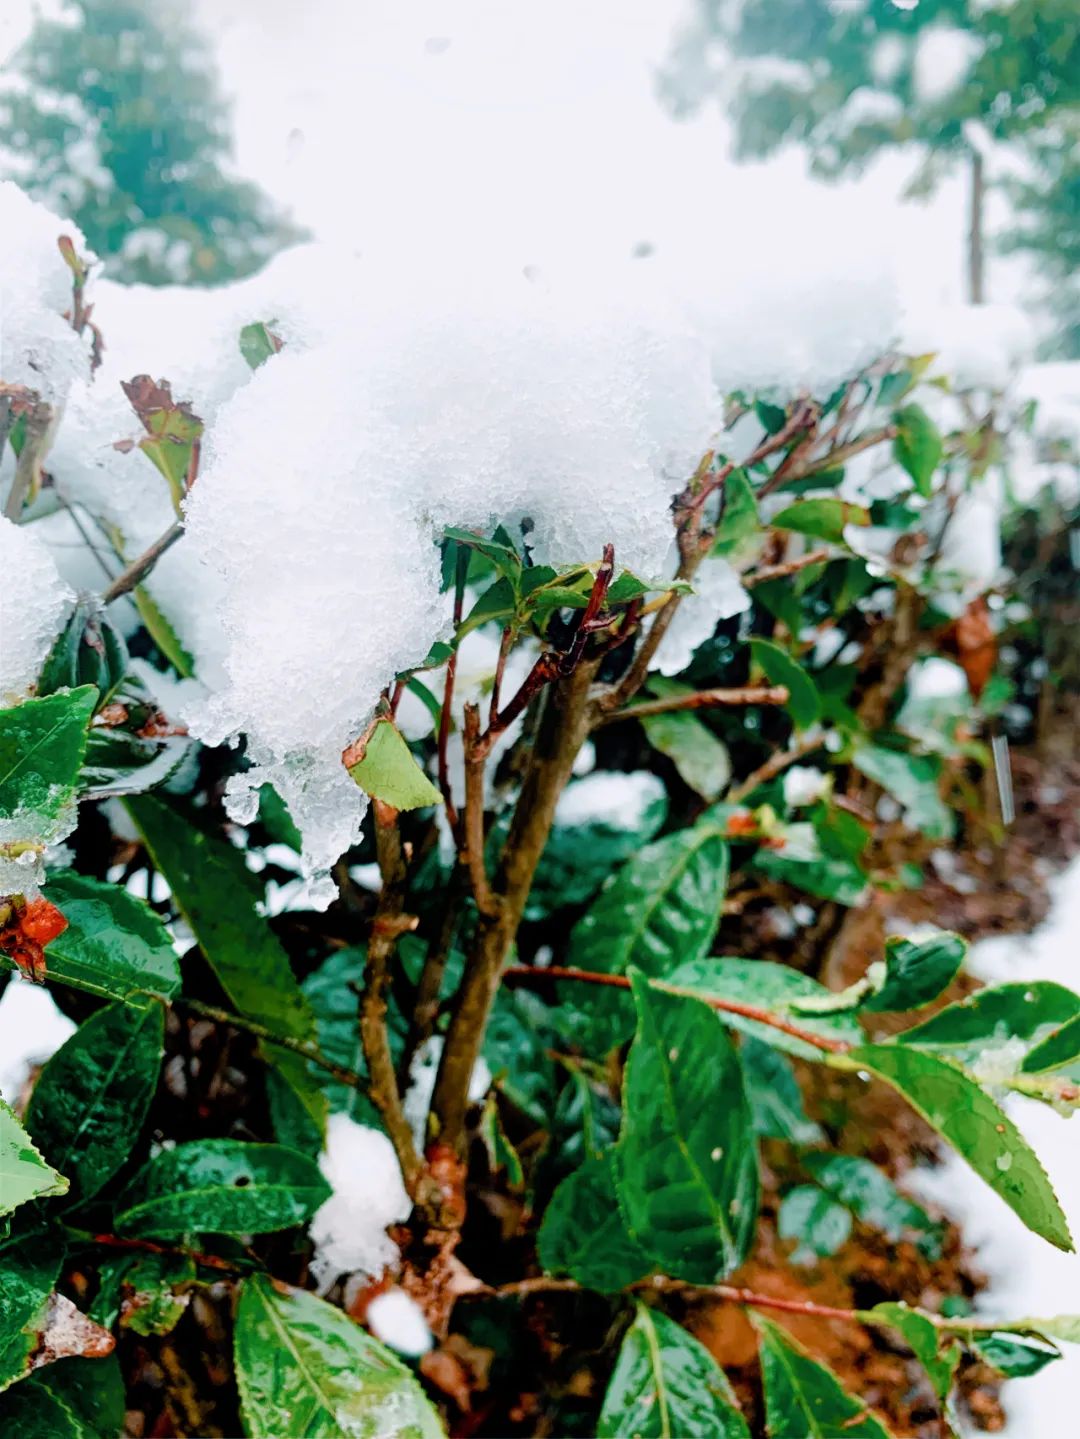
xmin=753 ymin=847 xmax=869 ymax=907
xmin=115 ymin=1139 xmax=330 ymax=1238
xmin=741 ymin=1037 xmax=824 ymax=1144
xmin=34 ymin=870 xmax=180 ymax=1003
xmin=598 ymin=1305 xmax=750 ymax=1439
xmin=234 ymin=1274 xmax=443 ymax=1438
xmin=125 ymin=795 xmax=325 ymax=1138
xmin=757 ymin=1317 xmax=892 ymax=1438
xmin=483 ymin=988 xmax=559 ymax=1127
xmin=863 ymin=932 xmax=966 ymax=1013
xmin=851 ymin=1044 xmax=1072 ymax=1251
xmin=712 ymin=469 xmax=760 ymax=558
xmin=37 ymin=599 xmax=127 ymax=709
xmin=0 ymin=687 xmax=97 ymax=830
xmin=641 ymin=689 xmax=731 ymax=800
xmin=616 ymin=973 xmax=759 ymax=1283
xmin=131 ymin=586 xmax=194 ymax=677
xmin=863 ymin=1303 xmax=957 ymax=1398
xmin=79 ymin=728 xmax=186 ymax=801
xmin=0 ymin=1098 xmax=67 ymax=1218
xmin=666 ymin=958 xmax=863 ymax=1061
xmin=90 ymin=1249 xmax=194 ymax=1337
xmin=755 ymin=399 xmax=788 ymax=435
xmin=896 ymin=982 xmax=1080 ymax=1070
xmin=538 ymin=1151 xmax=652 ymax=1293
xmin=970 ymin=1331 xmax=1061 ymax=1377
xmin=778 ymin=1186 xmax=852 ymax=1262
xmin=25 ymin=1001 xmax=162 ymax=1203
xmin=1024 ymin=1011 xmax=1080 ymax=1075
xmin=772 ymin=498 xmax=869 ymax=545
xmin=347 ymin=719 xmax=442 ymax=811
xmin=802 ymin=1154 xmax=942 ymax=1258
xmin=852 ymin=744 xmax=952 ymax=840
xmin=0 ymin=1236 xmax=62 ymax=1393
xmin=750 ymin=640 xmax=821 ymax=730
xmin=28 ymin=1353 xmax=125 ymax=1439
xmin=892 ymin=404 xmax=943 ymax=498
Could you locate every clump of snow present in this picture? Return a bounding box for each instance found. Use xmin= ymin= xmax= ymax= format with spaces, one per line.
xmin=0 ymin=515 xmax=74 ymax=703
xmin=907 ymin=657 xmax=968 ymax=703
xmin=555 ymin=770 xmax=667 ymax=830
xmin=308 ymin=1114 xmax=411 ymax=1290
xmin=902 ymin=304 xmax=1034 ymax=392
xmin=783 ymin=766 xmax=831 ymax=810
xmin=0 ymin=976 xmax=77 ymax=1105
xmin=937 ymin=481 xmax=1003 ymax=595
xmin=654 ymin=555 xmax=751 ymax=676
xmin=0 ymin=181 xmax=94 ymax=406
xmin=912 ymin=25 xmax=983 ymax=105
xmin=365 ymin=1289 xmax=433 ymax=1358
xmin=403 ymin=1037 xmax=490 ymax=1149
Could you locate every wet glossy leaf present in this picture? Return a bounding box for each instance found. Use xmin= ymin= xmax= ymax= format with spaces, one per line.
xmin=598 ymin=1305 xmax=750 ymax=1439
xmin=0 ymin=1097 xmax=67 ymax=1218
xmin=115 ymin=1139 xmax=330 ymax=1238
xmin=665 ymin=958 xmax=863 ymax=1061
xmin=566 ymin=825 xmax=729 ymax=1047
xmin=641 ymin=696 xmax=731 ymax=800
xmin=857 ymin=932 xmax=967 ymax=1014
xmin=0 ymin=1236 xmax=62 ymax=1393
xmin=970 ymin=1331 xmax=1061 ymax=1377
xmin=802 ymin=1154 xmax=942 ymax=1258
xmin=892 ymin=403 xmax=942 ymax=498
xmin=0 ymin=687 xmax=97 ymax=828
xmin=126 ymin=796 xmax=325 ymax=1138
xmin=741 ymin=1037 xmax=824 ymax=1144
xmin=750 ymin=640 xmax=821 ymax=730
xmin=757 ymin=1317 xmax=893 ymax=1438
xmin=347 ymin=719 xmax=442 ymax=811
xmin=483 ymin=988 xmax=559 ymax=1127
xmin=131 ymin=585 xmax=194 ymax=677
xmin=34 ymin=870 xmax=180 ymax=1003
xmin=616 ymin=972 xmax=759 ymax=1283
xmin=25 ymin=1001 xmax=163 ymax=1202
xmin=234 ymin=1274 xmax=443 ymax=1438
xmin=772 ymin=498 xmax=869 ymax=544
xmin=851 ymin=1044 xmax=1072 ymax=1251
xmin=852 ymin=744 xmax=952 ymax=840
xmin=863 ymin=1304 xmax=957 ymax=1397
xmin=1024 ymin=1011 xmax=1080 ymax=1075
xmin=778 ymin=1186 xmax=852 ymax=1262
xmin=37 ymin=599 xmax=127 ymax=709
xmin=712 ymin=468 xmax=760 ymax=559
xmin=20 ymin=1353 xmax=125 ymax=1439
xmin=90 ymin=1249 xmax=194 ymax=1337
xmin=538 ymin=1151 xmax=652 ymax=1292
xmin=753 ymin=848 xmax=868 ymax=907
xmin=896 ymin=982 xmax=1080 ymax=1069
xmin=79 ymin=729 xmax=187 ymax=801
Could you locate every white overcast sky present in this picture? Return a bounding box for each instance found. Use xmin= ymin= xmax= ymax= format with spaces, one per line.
xmin=3 ymin=0 xmax=1025 ymax=312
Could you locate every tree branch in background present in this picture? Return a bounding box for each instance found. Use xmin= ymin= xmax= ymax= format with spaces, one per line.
xmin=593 ymin=684 xmax=790 ymax=727
xmin=727 ymin=733 xmax=825 ymax=804
xmin=743 ymin=548 xmax=830 ymax=587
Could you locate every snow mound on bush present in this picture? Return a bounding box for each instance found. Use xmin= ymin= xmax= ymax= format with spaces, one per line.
xmin=0 ymin=515 xmax=74 ymax=704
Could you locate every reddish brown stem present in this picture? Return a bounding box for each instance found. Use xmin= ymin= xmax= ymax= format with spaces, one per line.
xmin=502 ymin=964 xmax=849 ymax=1054
xmin=462 ymin=703 xmax=500 ymax=918
xmin=594 ymin=684 xmax=790 ymax=727
xmin=744 ymin=549 xmax=830 ymax=587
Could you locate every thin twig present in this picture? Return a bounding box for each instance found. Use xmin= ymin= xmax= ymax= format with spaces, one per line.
xmin=101 ymin=520 xmax=184 ymax=604
xmin=172 ymin=994 xmax=366 ymax=1090
xmin=763 ymin=424 xmax=898 ymax=495
xmin=501 ymin=964 xmax=850 ymax=1054
xmin=744 ymin=549 xmax=830 ymax=588
xmin=489 ymin=626 xmax=513 ymax=725
xmin=82 ymin=1232 xmax=242 ymax=1276
xmin=594 ymin=684 xmax=790 ymax=727
xmin=727 ymin=735 xmax=825 ymax=805
xmin=462 ymin=703 xmax=500 ymax=917
xmin=437 ymin=547 xmax=470 ymax=830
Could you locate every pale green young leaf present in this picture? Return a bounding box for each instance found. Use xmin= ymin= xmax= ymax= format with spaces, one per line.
xmin=347 ymin=719 xmax=443 ymax=810
xmin=0 ymin=1097 xmax=67 ymax=1218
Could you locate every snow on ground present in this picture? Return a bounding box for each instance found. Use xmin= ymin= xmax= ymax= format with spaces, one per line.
xmin=912 ymin=855 xmax=1080 ymax=1436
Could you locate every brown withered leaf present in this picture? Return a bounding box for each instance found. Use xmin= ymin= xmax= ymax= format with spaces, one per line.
xmin=951 ymin=595 xmax=996 ymax=700
xmin=29 ymin=1292 xmax=115 ymax=1372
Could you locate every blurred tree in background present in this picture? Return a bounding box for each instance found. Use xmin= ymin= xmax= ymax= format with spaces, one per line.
xmin=660 ymin=0 xmax=1080 ymax=321
xmin=0 ymin=0 xmax=303 ymax=284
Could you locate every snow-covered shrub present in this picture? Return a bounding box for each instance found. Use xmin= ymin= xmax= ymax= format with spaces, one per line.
xmin=3 ymin=181 xmax=1080 ymax=1436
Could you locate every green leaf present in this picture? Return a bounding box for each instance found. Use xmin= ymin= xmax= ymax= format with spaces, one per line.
xmin=665 ymin=958 xmax=863 ymax=1061
xmin=752 ymin=847 xmax=869 ymax=907
xmin=852 ymin=744 xmax=952 ymax=840
xmin=616 ymin=972 xmax=759 ymax=1283
xmin=0 ymin=687 xmax=97 ymax=831
xmin=459 ymin=576 xmax=517 ymax=636
xmin=757 ymin=1317 xmax=893 ymax=1438
xmin=802 ymin=1154 xmax=942 ymax=1258
xmin=970 ymin=1331 xmax=1061 ymax=1377
xmin=598 ymin=1305 xmax=750 ymax=1439
xmin=131 ymin=585 xmax=194 ymax=677
xmin=863 ymin=1303 xmax=958 ymax=1398
xmin=125 ymin=796 xmax=325 ymax=1138
xmin=34 ymin=870 xmax=180 ymax=1002
xmin=90 ymin=1249 xmax=194 ymax=1336
xmin=1024 ymin=1011 xmax=1080 ymax=1075
xmin=1009 ymin=1314 xmax=1080 ymax=1345
xmin=299 ymin=947 xmax=379 ymax=1129
xmin=239 ymin=320 xmax=281 ymax=370
xmin=234 ymin=1274 xmax=443 ymax=1439
xmin=0 ymin=1097 xmax=67 ymax=1218
xmin=755 ymin=399 xmax=788 ymax=435
xmin=862 ymin=932 xmax=966 ymax=1013
xmin=778 ymin=1186 xmax=852 ymax=1262
xmin=347 ymin=719 xmax=443 ymax=811
xmin=483 ymin=988 xmax=559 ymax=1128
xmin=896 ymin=981 xmax=1080 ymax=1070
xmin=892 ymin=404 xmax=943 ymax=497
xmin=24 ymin=1001 xmax=163 ymax=1203
xmin=17 ymin=1353 xmax=126 ymax=1439
xmin=850 ymin=1044 xmax=1072 ymax=1252
xmin=566 ymin=826 xmax=729 ymax=1047
xmin=741 ymin=1037 xmax=824 ymax=1145
xmin=0 ymin=1235 xmax=62 ymax=1393
xmin=750 ymin=640 xmax=821 ymax=730
xmin=115 ymin=1139 xmax=330 ymax=1239
xmin=79 ymin=728 xmax=187 ymax=801
xmin=772 ymin=499 xmax=870 ymax=545
xmin=712 ymin=469 xmax=760 ymax=558
xmin=120 ymin=376 xmax=203 ymax=514
xmin=37 ymin=599 xmax=127 ymax=708
xmin=641 ymin=690 xmax=731 ymax=800
xmin=538 ymin=1151 xmax=652 ymax=1293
